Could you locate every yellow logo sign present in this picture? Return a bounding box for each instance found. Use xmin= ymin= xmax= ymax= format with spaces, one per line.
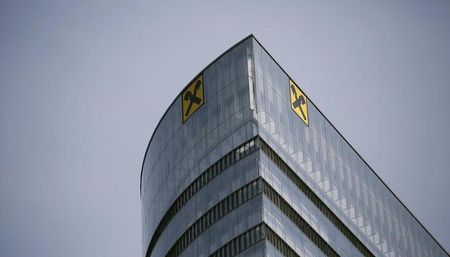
xmin=182 ymin=74 xmax=204 ymax=123
xmin=290 ymin=80 xmax=309 ymax=126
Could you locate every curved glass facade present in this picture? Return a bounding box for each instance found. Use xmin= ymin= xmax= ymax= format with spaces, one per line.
xmin=141 ymin=36 xmax=449 ymax=257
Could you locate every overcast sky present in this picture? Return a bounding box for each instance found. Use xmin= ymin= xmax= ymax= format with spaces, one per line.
xmin=1 ymin=1 xmax=449 ymax=256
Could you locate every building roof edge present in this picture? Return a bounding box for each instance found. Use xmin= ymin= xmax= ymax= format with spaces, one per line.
xmin=139 ymin=34 xmax=256 ymax=197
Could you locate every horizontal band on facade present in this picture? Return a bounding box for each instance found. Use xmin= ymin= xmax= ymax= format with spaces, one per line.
xmin=256 ymin=137 xmax=375 ymax=257
xmin=261 ymin=179 xmax=340 ymax=257
xmin=209 ymin=223 xmax=302 ymax=257
xmin=145 ymin=136 xmax=376 ymax=257
xmin=209 ymin=223 xmax=265 ymax=257
xmin=166 ymin=179 xmax=262 ymax=257
xmin=165 ymin=177 xmax=341 ymax=257
xmin=145 ymin=137 xmax=259 ymax=257
xmin=264 ymin=223 xmax=301 ymax=257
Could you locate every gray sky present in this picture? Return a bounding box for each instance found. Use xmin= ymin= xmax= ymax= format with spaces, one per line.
xmin=1 ymin=1 xmax=449 ymax=256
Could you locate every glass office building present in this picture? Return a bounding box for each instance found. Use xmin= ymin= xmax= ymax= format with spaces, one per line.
xmin=140 ymin=35 xmax=448 ymax=257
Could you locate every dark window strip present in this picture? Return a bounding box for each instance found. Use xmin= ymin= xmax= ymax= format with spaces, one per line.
xmin=209 ymin=223 xmax=265 ymax=257
xmin=264 ymin=224 xmax=301 ymax=257
xmin=165 ymin=179 xmax=263 ymax=257
xmin=147 ymin=136 xmax=375 ymax=257
xmin=164 ymin=177 xmax=340 ymax=257
xmin=145 ymin=137 xmax=258 ymax=257
xmin=208 ymin=223 xmax=300 ymax=257
xmin=255 ymin=137 xmax=376 ymax=257
xmin=262 ymin=180 xmax=340 ymax=257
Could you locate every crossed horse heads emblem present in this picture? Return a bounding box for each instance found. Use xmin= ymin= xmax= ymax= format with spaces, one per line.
xmin=184 ymin=79 xmax=202 ymax=117
xmin=290 ymin=84 xmax=307 ymax=120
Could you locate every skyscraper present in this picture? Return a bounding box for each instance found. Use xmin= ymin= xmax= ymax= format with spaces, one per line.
xmin=140 ymin=35 xmax=448 ymax=257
